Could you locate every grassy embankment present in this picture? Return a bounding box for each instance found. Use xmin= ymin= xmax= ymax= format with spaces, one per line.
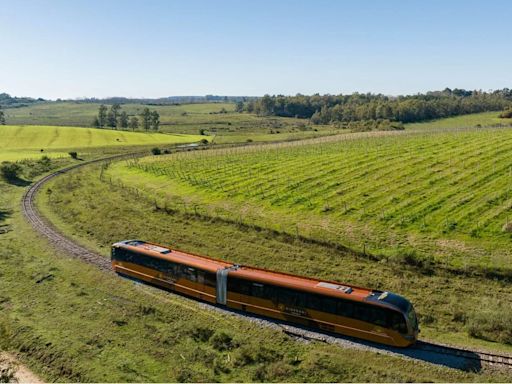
xmin=1 ymin=162 xmax=499 ymax=381
xmin=3 ymin=101 xmax=337 ymax=143
xmin=0 ymin=125 xmax=205 ymax=161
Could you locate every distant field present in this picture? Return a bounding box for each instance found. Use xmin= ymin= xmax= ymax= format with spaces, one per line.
xmin=109 ymin=127 xmax=512 ymax=271
xmin=3 ymin=102 xmax=234 ymax=126
xmin=405 ymin=111 xmax=511 ymax=130
xmin=2 ymin=101 xmax=321 ymax=137
xmin=0 ymin=125 xmax=205 ymax=161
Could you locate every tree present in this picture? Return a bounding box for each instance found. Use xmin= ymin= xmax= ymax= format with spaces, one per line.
xmin=107 ymin=109 xmax=117 ymax=128
xmin=92 ymin=116 xmax=100 ymax=128
xmin=141 ymin=107 xmax=152 ymax=131
xmin=98 ymin=104 xmax=108 ymax=127
xmin=150 ymin=110 xmax=160 ymax=131
xmin=0 ymin=106 xmax=5 ymax=125
xmin=0 ymin=161 xmax=22 ymax=181
xmin=119 ymin=111 xmax=129 ymax=129
xmin=111 ymin=104 xmax=121 ymax=122
xmin=108 ymin=104 xmax=122 ymax=129
xmin=235 ymin=101 xmax=244 ymax=113
xmin=129 ymin=116 xmax=139 ymax=131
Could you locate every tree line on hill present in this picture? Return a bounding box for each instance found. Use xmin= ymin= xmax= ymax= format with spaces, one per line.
xmin=93 ymin=104 xmax=160 ymax=131
xmin=0 ymin=92 xmax=44 ymax=108
xmin=238 ymin=88 xmax=512 ymax=125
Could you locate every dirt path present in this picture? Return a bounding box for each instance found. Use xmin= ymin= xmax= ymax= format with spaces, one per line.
xmin=1 ymin=353 xmax=43 ymax=383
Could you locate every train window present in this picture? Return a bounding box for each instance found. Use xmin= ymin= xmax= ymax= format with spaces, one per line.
xmin=353 ymin=304 xmax=368 ymax=323
xmin=389 ymin=312 xmax=408 ymax=334
xmin=308 ymin=294 xmax=337 ymax=314
xmin=227 ymin=277 xmax=251 ymax=295
xmin=251 ymin=283 xmax=266 ymax=298
xmin=204 ymin=272 xmax=216 ymax=287
xmin=182 ymin=267 xmax=197 ymax=282
xmin=337 ymin=300 xmax=354 ymax=318
xmin=197 ymin=270 xmax=205 ymax=284
xmin=278 ymin=287 xmax=306 ymax=307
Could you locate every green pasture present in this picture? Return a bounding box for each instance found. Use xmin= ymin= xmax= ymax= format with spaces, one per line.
xmin=405 ymin=111 xmax=511 ymax=130
xmin=3 ymin=102 xmax=234 ymax=126
xmin=110 ymin=127 xmax=512 ymax=271
xmin=2 ymin=101 xmax=337 ymax=137
xmin=0 ymin=125 xmax=205 ymax=161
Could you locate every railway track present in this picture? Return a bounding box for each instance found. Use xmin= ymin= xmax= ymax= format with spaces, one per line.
xmin=21 ymin=153 xmax=136 ymax=272
xmin=20 ymin=152 xmax=512 ymax=373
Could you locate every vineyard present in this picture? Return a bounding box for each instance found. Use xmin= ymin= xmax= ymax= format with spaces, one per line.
xmin=110 ymin=127 xmax=512 ymax=271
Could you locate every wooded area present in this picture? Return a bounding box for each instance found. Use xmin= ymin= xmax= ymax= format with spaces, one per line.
xmin=242 ymin=88 xmax=512 ymax=124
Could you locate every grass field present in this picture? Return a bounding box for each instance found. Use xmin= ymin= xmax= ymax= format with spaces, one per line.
xmin=37 ymin=160 xmax=512 ymax=356
xmin=105 ymin=127 xmax=512 ymax=273
xmin=405 ymin=111 xmax=512 ymax=130
xmin=0 ymin=125 xmax=205 ymax=161
xmin=1 ymin=161 xmax=500 ymax=382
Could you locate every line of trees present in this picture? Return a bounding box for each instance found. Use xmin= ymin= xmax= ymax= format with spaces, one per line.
xmin=240 ymin=88 xmax=512 ymax=125
xmin=93 ymin=104 xmax=160 ymax=131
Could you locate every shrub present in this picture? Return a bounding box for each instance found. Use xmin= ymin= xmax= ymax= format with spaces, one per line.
xmin=68 ymin=151 xmax=78 ymax=159
xmin=210 ymin=331 xmax=236 ymax=351
xmin=151 ymin=147 xmax=161 ymax=155
xmin=389 ymin=248 xmax=435 ymax=274
xmin=189 ymin=327 xmax=214 ymax=342
xmin=467 ymin=305 xmax=512 ymax=344
xmin=0 ymin=162 xmax=22 ymax=181
xmin=499 ymin=108 xmax=512 ymax=118
xmin=199 ymin=128 xmax=206 ymax=135
xmin=200 ymin=139 xmax=208 ymax=145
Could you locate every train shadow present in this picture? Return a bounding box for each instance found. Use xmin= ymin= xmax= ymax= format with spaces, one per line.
xmin=232 ymin=310 xmax=483 ymax=372
xmin=231 ymin=310 xmax=482 ymax=371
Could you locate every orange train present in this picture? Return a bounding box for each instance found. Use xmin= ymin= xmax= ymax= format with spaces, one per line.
xmin=111 ymin=240 xmax=419 ymax=347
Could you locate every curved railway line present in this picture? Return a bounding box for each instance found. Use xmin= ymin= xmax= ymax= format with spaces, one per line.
xmin=21 ymin=152 xmax=512 ymax=374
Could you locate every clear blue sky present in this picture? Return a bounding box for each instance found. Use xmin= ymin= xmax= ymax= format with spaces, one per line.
xmin=1 ymin=0 xmax=511 ymax=99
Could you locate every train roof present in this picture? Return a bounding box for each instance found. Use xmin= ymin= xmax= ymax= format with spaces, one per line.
xmin=113 ymin=240 xmax=411 ymax=312
xmin=113 ymin=240 xmax=231 ymax=272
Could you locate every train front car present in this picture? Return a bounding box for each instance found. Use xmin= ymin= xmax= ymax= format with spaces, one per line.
xmin=366 ymin=290 xmax=419 ymax=346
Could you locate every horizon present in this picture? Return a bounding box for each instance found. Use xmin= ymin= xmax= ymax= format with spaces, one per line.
xmin=4 ymin=87 xmax=510 ymax=102
xmin=1 ymin=0 xmax=511 ymax=99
